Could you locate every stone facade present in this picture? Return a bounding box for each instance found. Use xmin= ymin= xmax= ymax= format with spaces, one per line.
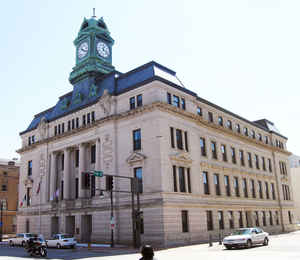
xmin=290 ymin=155 xmax=300 ymax=224
xmin=17 ymin=15 xmax=295 ymax=248
xmin=0 ymin=159 xmax=19 ymax=234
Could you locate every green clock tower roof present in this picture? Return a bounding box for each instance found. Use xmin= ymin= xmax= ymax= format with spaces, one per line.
xmin=69 ymin=15 xmax=115 ymax=85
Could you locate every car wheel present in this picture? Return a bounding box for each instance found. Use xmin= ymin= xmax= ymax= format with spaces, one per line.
xmin=246 ymin=239 xmax=252 ymax=249
xmin=21 ymin=241 xmax=25 ymax=247
xmin=225 ymin=245 xmax=232 ymax=250
xmin=57 ymin=243 xmax=62 ymax=249
xmin=70 ymin=245 xmax=75 ymax=249
xmin=263 ymin=237 xmax=269 ymax=246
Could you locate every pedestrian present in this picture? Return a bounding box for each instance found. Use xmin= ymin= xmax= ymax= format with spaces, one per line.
xmin=139 ymin=244 xmax=157 ymax=260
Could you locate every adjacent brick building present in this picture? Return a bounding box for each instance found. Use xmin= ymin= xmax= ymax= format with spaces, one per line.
xmin=17 ymin=15 xmax=295 ymax=247
xmin=0 ymin=159 xmax=19 ymax=234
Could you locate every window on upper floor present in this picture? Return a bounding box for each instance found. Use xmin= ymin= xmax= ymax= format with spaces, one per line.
xmin=76 ymin=118 xmax=79 ymax=128
xmin=234 ymin=177 xmax=240 ymax=197
xmin=82 ymin=115 xmax=86 ymax=126
xmin=58 ymin=124 xmax=61 ymax=134
xmin=68 ymin=121 xmax=71 ymax=131
xmin=218 ymin=116 xmax=223 ymax=126
xmin=28 ymin=160 xmax=32 ymax=176
xmin=255 ymin=154 xmax=260 ymax=169
xmin=258 ymin=133 xmax=262 ymax=141
xmin=197 ymin=107 xmax=202 ymax=116
xmin=173 ymin=95 xmax=180 ymax=108
xmin=137 ymin=94 xmax=143 ymax=107
xmin=87 ymin=113 xmax=91 ymax=124
xmin=214 ymin=173 xmax=221 ymax=196
xmin=0 ymin=199 xmax=7 ymax=209
xmin=236 ymin=124 xmax=241 ymax=133
xmin=262 ymin=157 xmax=266 ymax=171
xmin=242 ymin=178 xmax=248 ymax=198
xmin=268 ymin=158 xmax=272 ymax=172
xmin=243 ymin=127 xmax=248 ymax=136
xmin=133 ymin=129 xmax=141 ymax=151
xmin=203 ymin=171 xmax=210 ymax=195
xmin=239 ymin=150 xmax=245 ymax=166
xmin=91 ymin=111 xmax=95 ymax=122
xmin=54 ymin=126 xmax=57 ymax=136
xmin=61 ymin=154 xmax=64 ymax=171
xmin=211 ymin=141 xmax=217 ymax=159
xmin=231 ymin=147 xmax=236 ymax=164
xmin=200 ymin=137 xmax=206 ymax=156
xmin=271 ymin=183 xmax=276 ymax=200
xmin=1 ymin=184 xmax=7 ymax=192
xmin=258 ymin=181 xmax=263 ymax=199
xmin=170 ymin=128 xmax=189 ymax=152
xmin=227 ymin=120 xmax=232 ymax=130
xmin=221 ymin=145 xmax=227 ymax=162
xmin=176 ymin=129 xmax=183 ymax=150
xmin=251 ymin=179 xmax=256 ymax=198
xmin=130 ymin=96 xmax=136 ymax=110
xmin=224 ymin=175 xmax=230 ymax=196
xmin=75 ymin=150 xmax=79 ymax=168
xmin=91 ymin=145 xmax=96 ymax=164
xmin=72 ymin=119 xmax=75 ymax=129
xmin=134 ymin=167 xmax=143 ymax=193
xmin=208 ymin=112 xmax=213 ymax=123
xmin=181 ymin=98 xmax=186 ymax=110
xmin=265 ymin=182 xmax=270 ymax=199
xmin=167 ymin=92 xmax=172 ymax=105
xmin=251 ymin=130 xmax=255 ymax=139
xmin=248 ymin=152 xmax=253 ymax=168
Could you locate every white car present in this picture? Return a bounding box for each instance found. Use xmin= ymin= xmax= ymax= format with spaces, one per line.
xmin=223 ymin=228 xmax=269 ymax=249
xmin=9 ymin=233 xmax=40 ymax=247
xmin=46 ymin=234 xmax=76 ymax=249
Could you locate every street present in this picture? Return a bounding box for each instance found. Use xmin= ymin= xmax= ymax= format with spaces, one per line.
xmin=1 ymin=231 xmax=300 ymax=259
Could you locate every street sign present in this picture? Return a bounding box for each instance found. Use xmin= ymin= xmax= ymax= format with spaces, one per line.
xmin=94 ymin=171 xmax=104 ymax=177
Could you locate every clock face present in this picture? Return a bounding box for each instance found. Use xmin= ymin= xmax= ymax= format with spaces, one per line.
xmin=97 ymin=41 xmax=110 ymax=58
xmin=77 ymin=42 xmax=89 ymax=59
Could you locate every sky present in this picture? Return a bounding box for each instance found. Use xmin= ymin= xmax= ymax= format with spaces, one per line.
xmin=1 ymin=0 xmax=300 ymax=159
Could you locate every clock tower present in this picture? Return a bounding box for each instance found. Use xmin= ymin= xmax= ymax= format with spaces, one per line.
xmin=69 ymin=15 xmax=115 ymax=84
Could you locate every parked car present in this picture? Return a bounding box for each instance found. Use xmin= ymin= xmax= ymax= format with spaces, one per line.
xmin=9 ymin=233 xmax=40 ymax=247
xmin=46 ymin=234 xmax=76 ymax=249
xmin=223 ymin=227 xmax=269 ymax=249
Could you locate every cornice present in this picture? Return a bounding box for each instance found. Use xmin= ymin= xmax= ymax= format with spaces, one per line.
xmin=17 ymin=102 xmax=292 ymax=156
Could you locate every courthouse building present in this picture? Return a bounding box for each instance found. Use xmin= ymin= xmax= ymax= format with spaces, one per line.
xmin=17 ymin=15 xmax=295 ymax=247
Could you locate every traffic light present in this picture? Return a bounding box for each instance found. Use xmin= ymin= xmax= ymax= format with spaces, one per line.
xmin=106 ymin=175 xmax=113 ymax=190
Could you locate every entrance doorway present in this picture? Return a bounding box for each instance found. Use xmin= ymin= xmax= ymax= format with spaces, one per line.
xmin=81 ymin=215 xmax=92 ymax=242
xmin=65 ymin=216 xmax=75 ymax=235
xmin=51 ymin=217 xmax=59 ymax=235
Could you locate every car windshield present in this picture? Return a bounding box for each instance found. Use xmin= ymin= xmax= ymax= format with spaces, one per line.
xmin=61 ymin=235 xmax=73 ymax=239
xmin=231 ymin=229 xmax=251 ymax=235
xmin=28 ymin=234 xmax=38 ymax=238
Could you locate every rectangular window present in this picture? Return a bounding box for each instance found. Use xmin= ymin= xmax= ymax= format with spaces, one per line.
xmin=182 ymin=210 xmax=189 ymax=232
xmin=262 ymin=211 xmax=266 ymax=226
xmin=72 ymin=119 xmax=75 ymax=129
xmin=167 ymin=92 xmax=172 ymax=104
xmin=255 ymin=211 xmax=260 ymax=226
xmin=203 ymin=171 xmax=209 ymax=195
xmin=28 ymin=136 xmax=31 ymax=146
xmin=265 ymin=182 xmax=270 ymax=199
xmin=61 ymin=154 xmax=64 ymax=171
xmin=251 ymin=130 xmax=255 ymax=139
xmin=26 ymin=188 xmax=31 ymax=206
xmin=58 ymin=124 xmax=61 ymax=134
xmin=91 ymin=144 xmax=96 ymax=164
xmin=76 ymin=117 xmax=79 ymax=128
xmin=137 ymin=94 xmax=143 ymax=107
xmin=133 ymin=129 xmax=141 ymax=151
xmin=228 ymin=211 xmax=234 ymax=229
xmin=184 ymin=131 xmax=189 ymax=152
xmin=271 ymin=183 xmax=276 ymax=200
xmin=181 ymin=98 xmax=186 ymax=110
xmin=170 ymin=127 xmax=175 ymax=148
xmin=239 ymin=211 xmax=243 ymax=228
xmin=87 ymin=113 xmax=90 ymax=124
xmin=276 ymin=211 xmax=279 ymax=225
xmin=68 ymin=121 xmax=71 ymax=131
xmin=31 ymin=136 xmax=35 ymax=144
xmin=258 ymin=133 xmax=262 ymax=141
xmin=224 ymin=175 xmax=230 ymax=196
xmin=265 ymin=136 xmax=269 ymax=144
xmin=288 ymin=211 xmax=293 ymax=224
xmin=255 ymin=155 xmax=260 ymax=169
xmin=231 ymin=147 xmax=236 ymax=164
xmin=91 ymin=111 xmax=95 ymax=122
xmin=218 ymin=211 xmax=224 ymax=230
xmin=248 ymin=153 xmax=253 ymax=168
xmin=258 ymin=181 xmax=263 ymax=199
xmin=242 ymin=178 xmax=248 ymax=198
xmin=62 ymin=123 xmax=65 ymax=133
xmin=262 ymin=157 xmax=266 ymax=171
xmin=54 ymin=126 xmax=57 ymax=136
xmin=134 ymin=167 xmax=143 ymax=193
xmin=236 ymin=124 xmax=241 ymax=133
xmin=221 ymin=145 xmax=227 ymax=162
xmin=130 ymin=96 xmax=136 ymax=110
xmin=218 ymin=116 xmax=223 ymax=126
xmin=187 ymin=168 xmax=191 ymax=193
xmin=234 ymin=177 xmax=240 ymax=197
xmin=239 ymin=150 xmax=245 ymax=166
xmin=173 ymin=95 xmax=180 ymax=108
xmin=227 ymin=120 xmax=232 ymax=130
xmin=243 ymin=127 xmax=248 ymax=136
xmin=75 ymin=150 xmax=79 ymax=168
xmin=176 ymin=129 xmax=183 ymax=150
xmin=200 ymin=138 xmax=206 ymax=156
xmin=268 ymin=159 xmax=272 ymax=172
xmin=211 ymin=141 xmax=217 ymax=159
xmin=251 ymin=179 xmax=256 ymax=198
xmin=1 ymin=185 xmax=7 ymax=191
xmin=208 ymin=112 xmax=213 ymax=123
xmin=82 ymin=115 xmax=86 ymax=126
xmin=206 ymin=210 xmax=213 ymax=231
xmin=214 ymin=174 xmax=221 ymax=196
xmin=75 ymin=178 xmax=79 ymax=199
xmin=197 ymin=107 xmax=202 ymax=116
xmin=28 ymin=161 xmax=32 ymax=176
xmin=179 ymin=167 xmax=186 ymax=192
xmin=173 ymin=166 xmax=177 ymax=192
xmin=269 ymin=211 xmax=273 ymax=226
xmin=61 ymin=180 xmax=64 ymax=200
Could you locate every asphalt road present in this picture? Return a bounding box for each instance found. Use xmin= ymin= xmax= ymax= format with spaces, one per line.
xmin=1 ymin=231 xmax=300 ymax=259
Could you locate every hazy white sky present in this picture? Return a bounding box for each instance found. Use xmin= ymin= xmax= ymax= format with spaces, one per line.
xmin=1 ymin=0 xmax=300 ymax=159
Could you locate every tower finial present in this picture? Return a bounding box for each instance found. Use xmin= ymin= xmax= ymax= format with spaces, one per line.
xmin=92 ymin=8 xmax=96 ymax=18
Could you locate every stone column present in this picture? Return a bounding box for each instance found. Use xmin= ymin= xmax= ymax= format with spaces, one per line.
xmin=50 ymin=152 xmax=58 ymax=201
xmin=79 ymin=143 xmax=86 ymax=198
xmin=95 ymin=138 xmax=101 ymax=195
xmin=64 ymin=148 xmax=71 ymax=200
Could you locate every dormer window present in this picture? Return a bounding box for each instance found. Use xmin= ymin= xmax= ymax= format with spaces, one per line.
xmin=97 ymin=21 xmax=106 ymax=29
xmin=81 ymin=22 xmax=88 ymax=30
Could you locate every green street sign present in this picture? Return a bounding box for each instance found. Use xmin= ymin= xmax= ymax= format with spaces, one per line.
xmin=94 ymin=171 xmax=104 ymax=177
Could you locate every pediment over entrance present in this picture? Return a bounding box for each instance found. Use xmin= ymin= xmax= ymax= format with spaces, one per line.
xmin=169 ymin=152 xmax=193 ymax=165
xmin=126 ymin=152 xmax=147 ymax=165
